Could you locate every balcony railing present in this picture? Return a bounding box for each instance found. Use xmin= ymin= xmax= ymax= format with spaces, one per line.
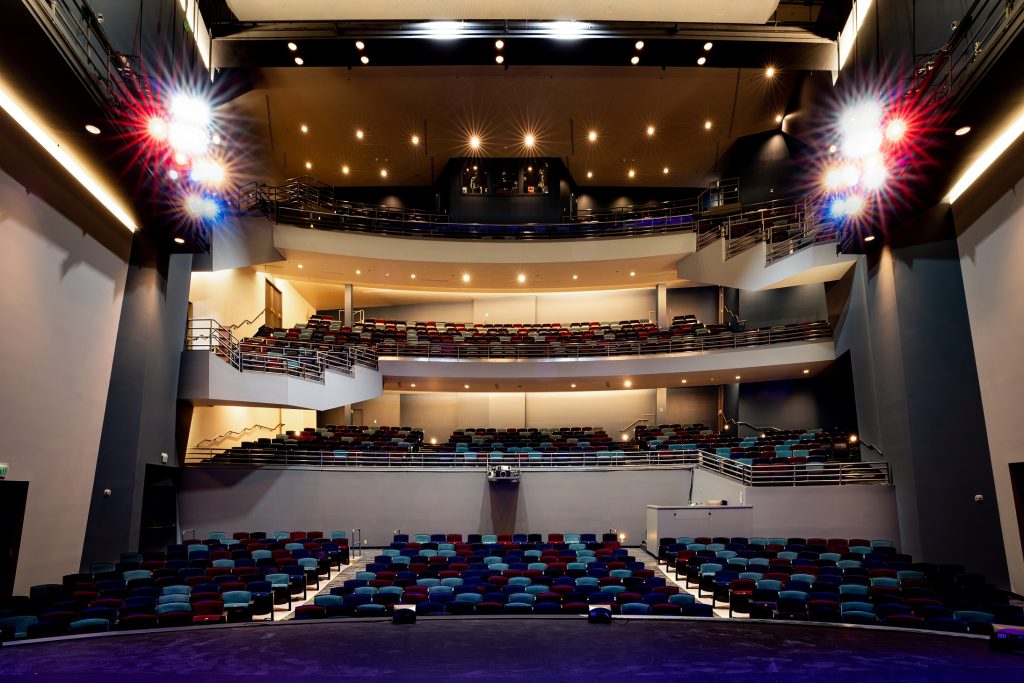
xmin=185 ymin=318 xmax=378 ymax=383
xmin=182 ymin=446 xmax=891 ymax=486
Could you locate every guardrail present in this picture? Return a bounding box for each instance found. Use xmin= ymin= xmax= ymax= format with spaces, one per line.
xmin=185 ymin=319 xmax=378 ymax=383
xmin=373 ymin=322 xmax=832 ymax=360
xmin=182 ymin=446 xmax=891 ymax=486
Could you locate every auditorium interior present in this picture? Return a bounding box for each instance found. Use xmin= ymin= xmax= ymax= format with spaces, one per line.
xmin=1 ymin=0 xmax=1024 ymax=678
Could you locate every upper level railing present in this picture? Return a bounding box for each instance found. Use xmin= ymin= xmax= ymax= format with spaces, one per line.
xmin=185 ymin=318 xmax=378 ymax=383
xmin=372 ymin=321 xmax=832 ymax=360
xmin=182 ymin=445 xmax=891 ymax=485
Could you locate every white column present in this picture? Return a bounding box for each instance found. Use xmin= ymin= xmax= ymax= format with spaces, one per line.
xmin=344 ymin=283 xmax=354 ymax=327
xmin=656 ymin=283 xmax=668 ymax=329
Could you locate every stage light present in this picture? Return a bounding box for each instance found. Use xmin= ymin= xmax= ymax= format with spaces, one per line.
xmin=697 ymin=56 xmax=706 ymax=65
xmin=864 ymin=235 xmax=876 ymax=242
xmin=495 ymin=39 xmax=504 ymax=49
xmin=294 ymin=57 xmax=304 ymax=65
xmin=829 ymin=144 xmax=838 ymax=154
xmin=287 ymin=42 xmax=298 ymax=51
xmin=588 ymin=130 xmax=598 ymax=142
xmin=631 ymin=56 xmax=640 ymax=65
xmin=517 ymin=273 xmax=526 ymax=283
xmin=184 ymin=193 xmax=220 ymax=220
xmin=839 ymin=100 xmax=884 ymax=158
xmin=146 ymin=116 xmax=169 ymax=142
xmin=168 ymin=121 xmax=209 ymax=156
xmin=844 ymin=194 xmax=866 ymax=217
xmin=173 ymin=150 xmax=190 ymax=166
xmin=168 ymin=169 xmax=179 ymax=181
xmin=360 ymin=55 xmax=370 ymax=65
xmin=829 ymin=196 xmax=849 ymax=218
xmin=170 ymin=94 xmax=211 ymax=126
xmin=955 ymin=126 xmax=972 ymax=136
xmin=190 ymin=158 xmax=227 ymax=186
xmin=85 ymin=124 xmax=101 ymax=135
xmin=495 ymin=55 xmax=504 ymax=64
xmin=884 ymin=118 xmax=907 ymax=142
xmin=173 ymin=237 xmax=185 ymax=244
xmin=704 ymin=42 xmax=713 ymax=50
xmin=861 ymin=155 xmax=887 ymax=190
xmin=355 ymin=40 xmax=365 ymax=50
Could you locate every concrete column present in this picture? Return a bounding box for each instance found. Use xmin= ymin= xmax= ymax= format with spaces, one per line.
xmin=656 ymin=283 xmax=668 ymax=329
xmin=344 ymin=283 xmax=354 ymax=327
xmin=656 ymin=387 xmax=667 ymax=424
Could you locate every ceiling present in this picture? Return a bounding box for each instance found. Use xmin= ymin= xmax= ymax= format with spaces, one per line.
xmin=226 ymin=65 xmax=799 ymax=188
xmin=223 ymin=1 xmax=784 ymax=24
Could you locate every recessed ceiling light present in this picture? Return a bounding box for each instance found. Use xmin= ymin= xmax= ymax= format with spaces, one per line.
xmin=410 ymin=383 xmax=416 ymax=387
xmin=355 ymin=269 xmax=361 ymax=275
xmin=571 ymin=383 xmax=576 ymax=388
xmin=955 ymin=126 xmax=972 ymax=136
xmin=380 ymin=168 xmax=388 ymax=177
xmin=300 ymin=124 xmax=309 ymax=133
xmin=287 ymin=42 xmax=298 ymax=51
xmin=356 ymin=129 xmax=364 ymax=139
xmin=517 ymin=273 xmax=526 ymax=283
xmin=630 ymin=56 xmax=640 ymax=65
xmin=646 ymin=125 xmax=655 ymax=136
xmin=623 ymin=379 xmax=633 ymax=388
xmin=524 ymin=133 xmax=535 ymax=147
xmin=355 ymin=40 xmax=365 ymax=50
xmin=411 ymin=134 xmax=419 ymax=145
xmin=697 ymin=56 xmax=707 ymax=65
xmin=704 ymin=120 xmax=713 ymax=130
xmin=627 ymin=169 xmax=636 ymax=178
xmin=462 ymin=273 xmax=471 ymax=283
xmin=864 ymin=235 xmax=876 ymax=242
xmin=173 ymin=237 xmax=185 ymax=244
xmin=635 ymin=40 xmax=645 ymax=50
xmin=629 ymin=271 xmax=636 ymax=276
xmin=469 ymin=135 xmax=481 ymax=149
xmin=765 ymin=67 xmax=776 ymax=77
xmin=735 ymin=375 xmax=741 ymax=380
xmin=829 ymin=144 xmax=838 ymax=153
xmin=294 ymin=57 xmax=304 ymax=65
xmin=588 ymin=130 xmax=598 ymax=142
xmin=704 ymin=42 xmax=713 ymax=51
xmin=360 ymin=55 xmax=370 ymax=65
xmin=803 ymin=369 xmax=810 ymax=374
xmin=681 ymin=379 xmax=687 ymax=383
xmin=464 ymin=384 xmax=470 ymax=389
xmin=410 ymin=273 xmax=416 ymax=279
xmin=572 ymin=274 xmax=578 ymax=280
xmin=297 ymin=264 xmax=304 ymax=269
xmin=586 ymin=171 xmax=593 ymax=178
xmin=495 ymin=39 xmax=504 ymax=49
xmin=663 ymin=166 xmax=669 ymax=174
xmin=495 ymin=55 xmax=505 ymax=64
xmin=341 ymin=164 xmax=350 ymax=174
xmin=775 ymin=114 xmax=783 ymax=123
xmin=305 ymin=161 xmax=312 ymax=169
xmin=84 ymin=124 xmax=101 ymax=135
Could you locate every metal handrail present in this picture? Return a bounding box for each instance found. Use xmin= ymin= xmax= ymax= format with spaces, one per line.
xmin=695 ymin=450 xmax=892 ymax=486
xmin=185 ymin=318 xmax=379 ymax=383
xmin=194 ymin=422 xmax=286 ymax=448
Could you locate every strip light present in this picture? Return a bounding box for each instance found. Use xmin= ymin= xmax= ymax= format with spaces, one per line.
xmin=835 ymin=0 xmax=875 ymax=79
xmin=946 ymin=108 xmax=1024 ymax=203
xmin=0 ymin=78 xmax=138 ymax=232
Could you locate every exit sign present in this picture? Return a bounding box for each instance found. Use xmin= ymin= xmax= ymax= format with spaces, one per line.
xmin=0 ymin=462 xmax=8 ymax=478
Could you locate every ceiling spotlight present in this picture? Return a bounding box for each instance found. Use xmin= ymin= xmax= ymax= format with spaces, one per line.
xmin=623 ymin=380 xmax=633 ymax=388
xmin=495 ymin=39 xmax=504 ymax=49
xmin=524 ymin=133 xmax=535 ymax=147
xmin=84 ymin=124 xmax=101 ymax=135
xmin=646 ymin=125 xmax=655 ymax=136
xmin=630 ymin=55 xmax=640 ymax=65
xmin=173 ymin=237 xmax=185 ymax=244
xmin=765 ymin=67 xmax=776 ymax=77
xmin=775 ymin=114 xmax=784 ymax=124
xmin=380 ymin=168 xmax=388 ymax=178
xmin=287 ymin=42 xmax=298 ymax=51
xmin=360 ymin=55 xmax=370 ymax=65
xmin=297 ymin=264 xmax=304 ymax=269
xmin=571 ymin=383 xmax=577 ymax=388
xmin=629 ymin=271 xmax=636 ymax=276
xmin=627 ymin=169 xmax=636 ymax=178
xmin=469 ymin=135 xmax=481 ymax=149
xmin=681 ymin=379 xmax=687 ymax=383
xmin=955 ymin=126 xmax=972 ymax=136
xmin=355 ymin=40 xmax=365 ymax=50
xmin=341 ymin=165 xmax=350 ymax=174
xmin=462 ymin=273 xmax=471 ymax=283
xmin=517 ymin=273 xmax=526 ymax=283
xmin=803 ymin=369 xmax=810 ymax=374
xmin=305 ymin=161 xmax=312 ymax=170
xmin=356 ymin=129 xmax=364 ymax=139
xmin=885 ymin=118 xmax=908 ymax=142
xmin=663 ymin=166 xmax=669 ymax=174
xmin=410 ymin=273 xmax=416 ymax=279
xmin=839 ymin=100 xmax=884 ymax=158
xmin=697 ymin=56 xmax=707 ymax=65
xmin=464 ymin=384 xmax=470 ymax=389
xmin=864 ymin=235 xmax=876 ymax=242
xmin=586 ymin=171 xmax=593 ymax=178
xmin=588 ymin=130 xmax=598 ymax=142
xmin=355 ymin=269 xmax=361 ymax=274
xmin=572 ymin=274 xmax=579 ymax=280
xmin=829 ymin=144 xmax=838 ymax=154
xmin=410 ymin=383 xmax=416 ymax=387
xmin=635 ymin=40 xmax=645 ymax=50
xmin=735 ymin=375 xmax=741 ymax=380
xmin=704 ymin=42 xmax=713 ymax=51
xmin=495 ymin=55 xmax=505 ymax=64
xmin=411 ymin=134 xmax=419 ymax=145
xmin=294 ymin=57 xmax=304 ymax=65
xmin=704 ymin=120 xmax=713 ymax=130
xmin=190 ymin=158 xmax=227 ymax=187
xmin=300 ymin=124 xmax=309 ymax=133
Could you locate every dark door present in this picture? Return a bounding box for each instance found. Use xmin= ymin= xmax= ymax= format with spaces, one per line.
xmin=265 ymin=280 xmax=283 ymax=328
xmin=138 ymin=465 xmax=181 ymax=554
xmin=1010 ymin=462 xmax=1024 ymax=564
xmin=0 ymin=480 xmax=28 ymax=598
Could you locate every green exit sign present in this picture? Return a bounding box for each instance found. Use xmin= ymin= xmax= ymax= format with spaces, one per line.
xmin=0 ymin=462 xmax=8 ymax=478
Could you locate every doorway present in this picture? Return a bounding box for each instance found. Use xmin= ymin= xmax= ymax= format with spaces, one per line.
xmin=0 ymin=480 xmax=28 ymax=598
xmin=1010 ymin=462 xmax=1024 ymax=565
xmin=265 ymin=280 xmax=282 ymax=328
xmin=138 ymin=465 xmax=181 ymax=553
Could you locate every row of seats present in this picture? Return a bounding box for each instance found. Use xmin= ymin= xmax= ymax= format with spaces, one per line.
xmin=659 ymin=535 xmax=1018 ymax=633
xmin=0 ymin=531 xmax=349 ymax=640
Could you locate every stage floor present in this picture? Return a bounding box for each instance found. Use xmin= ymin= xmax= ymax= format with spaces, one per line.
xmin=2 ymin=617 xmax=1022 ymax=681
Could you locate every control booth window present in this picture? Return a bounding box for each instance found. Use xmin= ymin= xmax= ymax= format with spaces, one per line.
xmin=522 ymin=160 xmax=549 ymax=194
xmin=461 ymin=163 xmax=487 ymax=194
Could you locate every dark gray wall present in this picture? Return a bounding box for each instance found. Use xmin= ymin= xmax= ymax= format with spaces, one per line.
xmin=737 ymin=356 xmax=858 ymax=434
xmin=82 ymin=239 xmax=192 ymax=567
xmin=665 ymin=386 xmax=718 ymax=427
xmin=667 ymin=286 xmax=718 ymax=324
xmin=738 ymin=283 xmax=828 ymax=327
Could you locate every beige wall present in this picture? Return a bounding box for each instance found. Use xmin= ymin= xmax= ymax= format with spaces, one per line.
xmin=189 ymin=268 xmax=315 ymax=337
xmin=187 ymin=406 xmax=315 ymax=451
